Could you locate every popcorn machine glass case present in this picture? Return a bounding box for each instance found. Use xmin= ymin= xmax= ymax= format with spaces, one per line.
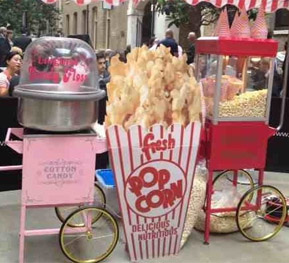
xmin=196 ymin=37 xmax=278 ymax=124
xmin=195 ymin=37 xmax=278 ymax=171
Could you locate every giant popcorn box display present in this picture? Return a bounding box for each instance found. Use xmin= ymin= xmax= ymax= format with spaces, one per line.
xmin=107 ymin=123 xmax=201 ymax=261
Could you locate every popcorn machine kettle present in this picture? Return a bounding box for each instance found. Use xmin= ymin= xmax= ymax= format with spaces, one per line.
xmin=195 ymin=37 xmax=279 ymax=243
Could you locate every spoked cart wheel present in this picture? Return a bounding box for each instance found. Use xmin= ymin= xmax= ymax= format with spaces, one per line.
xmin=213 ymin=170 xmax=255 ymax=198
xmin=55 ymin=184 xmax=106 ymax=227
xmin=59 ymin=206 xmax=119 ymax=263
xmin=236 ymin=185 xmax=287 ymax=242
xmin=214 ymin=170 xmax=255 ymax=187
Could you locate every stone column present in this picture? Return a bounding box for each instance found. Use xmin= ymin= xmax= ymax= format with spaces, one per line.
xmin=154 ymin=13 xmax=166 ymax=40
xmin=126 ymin=0 xmax=144 ymax=48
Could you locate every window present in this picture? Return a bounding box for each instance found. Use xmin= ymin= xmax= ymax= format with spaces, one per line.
xmin=82 ymin=10 xmax=87 ymax=34
xmin=105 ymin=10 xmax=111 ymax=49
xmin=73 ymin=12 xmax=78 ymax=34
xmin=275 ymin=9 xmax=289 ymax=30
xmin=66 ymin=14 xmax=70 ymax=36
xmin=92 ymin=7 xmax=98 ymax=49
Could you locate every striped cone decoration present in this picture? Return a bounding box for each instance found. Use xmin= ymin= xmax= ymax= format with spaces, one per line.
xmin=214 ymin=9 xmax=230 ymax=37
xmin=219 ymin=9 xmax=231 ymax=37
xmin=230 ymin=7 xmax=251 ymax=38
xmin=251 ymin=4 xmax=268 ymax=39
xmin=230 ymin=12 xmax=239 ymax=37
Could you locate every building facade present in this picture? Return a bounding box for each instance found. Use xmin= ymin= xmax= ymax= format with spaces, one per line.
xmin=60 ymin=0 xmax=289 ymax=52
xmin=61 ymin=0 xmax=128 ymax=51
xmin=60 ymin=0 xmax=176 ymax=51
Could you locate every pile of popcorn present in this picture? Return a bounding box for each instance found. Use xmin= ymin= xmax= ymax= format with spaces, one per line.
xmin=181 ymin=162 xmax=207 ymax=247
xmin=219 ymin=89 xmax=267 ymax=118
xmin=105 ymin=45 xmax=202 ymax=130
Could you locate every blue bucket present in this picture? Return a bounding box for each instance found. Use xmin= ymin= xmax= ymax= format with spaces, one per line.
xmin=95 ymin=169 xmax=115 ymax=188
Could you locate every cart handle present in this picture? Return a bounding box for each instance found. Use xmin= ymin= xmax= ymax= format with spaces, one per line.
xmin=277 ymin=40 xmax=289 ymax=131
xmin=0 ymin=165 xmax=22 ymax=172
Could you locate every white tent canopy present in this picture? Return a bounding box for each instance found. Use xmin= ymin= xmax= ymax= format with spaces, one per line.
xmin=41 ymin=0 xmax=126 ymax=6
xmin=185 ymin=0 xmax=289 ymax=12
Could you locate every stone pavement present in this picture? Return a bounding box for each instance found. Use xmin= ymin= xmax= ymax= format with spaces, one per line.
xmin=0 ymin=172 xmax=288 ymax=263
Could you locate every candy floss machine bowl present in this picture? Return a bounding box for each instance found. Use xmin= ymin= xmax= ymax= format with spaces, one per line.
xmin=14 ymin=37 xmax=105 ymax=132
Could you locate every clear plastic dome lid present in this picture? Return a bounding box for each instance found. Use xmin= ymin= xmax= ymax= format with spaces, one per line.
xmin=17 ymin=37 xmax=99 ymax=95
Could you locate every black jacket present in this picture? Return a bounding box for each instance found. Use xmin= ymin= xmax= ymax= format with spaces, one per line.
xmin=187 ymin=43 xmax=195 ymax=65
xmin=98 ymin=72 xmax=110 ymax=125
xmin=9 ymin=75 xmax=20 ymax=97
xmin=13 ymin=36 xmax=32 ymax=52
xmin=0 ymin=37 xmax=11 ymax=67
xmin=158 ymin=38 xmax=178 ymax=56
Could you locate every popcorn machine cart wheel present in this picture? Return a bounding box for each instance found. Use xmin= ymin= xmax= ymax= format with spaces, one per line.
xmin=195 ymin=37 xmax=287 ymax=244
xmin=213 ymin=169 xmax=255 ymax=190
xmin=236 ymin=185 xmax=287 ymax=242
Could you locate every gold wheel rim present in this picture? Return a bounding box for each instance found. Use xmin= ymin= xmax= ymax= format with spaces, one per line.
xmin=237 ymin=185 xmax=287 ymax=242
xmin=212 ymin=170 xmax=255 ymax=217
xmin=56 ymin=185 xmax=106 ymax=227
xmin=60 ymin=207 xmax=119 ymax=263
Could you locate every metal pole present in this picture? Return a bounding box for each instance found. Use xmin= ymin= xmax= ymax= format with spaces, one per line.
xmin=277 ymin=33 xmax=289 ymax=131
xmin=213 ymin=55 xmax=224 ymax=124
xmin=265 ymin=58 xmax=275 ymax=124
xmin=86 ymin=5 xmax=89 ymax=35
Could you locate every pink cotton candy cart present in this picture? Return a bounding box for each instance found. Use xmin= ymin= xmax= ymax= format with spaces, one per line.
xmin=0 ymin=36 xmax=121 ymax=263
xmin=2 ymin=127 xmax=119 ymax=263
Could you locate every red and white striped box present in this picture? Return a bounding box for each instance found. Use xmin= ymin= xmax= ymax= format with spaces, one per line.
xmin=106 ymin=122 xmax=201 ymax=261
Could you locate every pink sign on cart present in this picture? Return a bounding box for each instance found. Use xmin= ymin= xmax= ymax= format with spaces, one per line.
xmin=22 ymin=135 xmax=97 ymax=206
xmin=107 ymin=123 xmax=201 ymax=261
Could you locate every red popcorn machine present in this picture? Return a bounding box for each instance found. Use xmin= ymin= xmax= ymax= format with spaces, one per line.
xmin=195 ymin=37 xmax=287 ymax=243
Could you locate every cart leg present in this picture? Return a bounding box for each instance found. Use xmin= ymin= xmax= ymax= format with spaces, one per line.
xmin=204 ymin=170 xmax=213 ymax=245
xmin=84 ymin=202 xmax=94 ymax=230
xmin=233 ymin=170 xmax=238 ymax=187
xmin=19 ymin=204 xmax=26 ymax=263
xmin=256 ymin=169 xmax=265 ymax=208
xmin=258 ymin=169 xmax=264 ymax=187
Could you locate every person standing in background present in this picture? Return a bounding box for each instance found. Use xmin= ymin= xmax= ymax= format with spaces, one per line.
xmin=6 ymin=29 xmax=13 ymax=47
xmin=186 ymin=32 xmax=196 ymax=65
xmin=96 ymin=52 xmax=110 ymax=124
xmin=0 ymin=51 xmax=22 ymax=97
xmin=13 ymin=27 xmax=32 ymax=53
xmin=104 ymin=49 xmax=113 ymax=69
xmin=124 ymin=45 xmax=131 ymax=59
xmin=95 ymin=52 xmax=110 ymax=170
xmin=0 ymin=27 xmax=6 ymax=39
xmin=283 ymin=42 xmax=287 ymax=75
xmin=283 ymin=41 xmax=289 ymax=98
xmin=271 ymin=42 xmax=287 ymax=97
xmin=149 ymin=37 xmax=159 ymax=51
xmin=0 ymin=27 xmax=11 ymax=67
xmin=178 ymin=45 xmax=183 ymax=57
xmin=158 ymin=29 xmax=179 ymax=57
